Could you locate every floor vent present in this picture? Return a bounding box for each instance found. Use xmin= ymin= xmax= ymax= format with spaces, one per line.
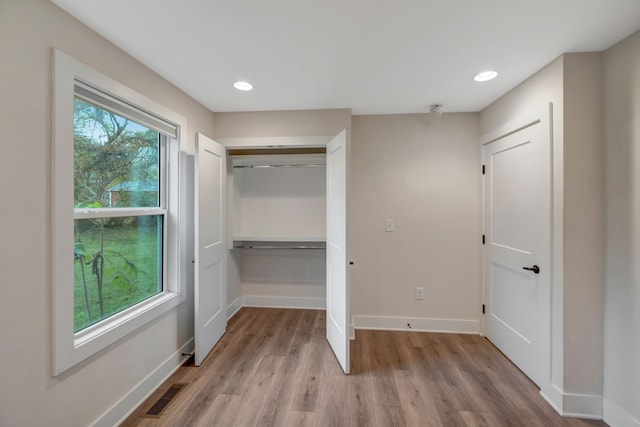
xmin=144 ymin=383 xmax=185 ymax=418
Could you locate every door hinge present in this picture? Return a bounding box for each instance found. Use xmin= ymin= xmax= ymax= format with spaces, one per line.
xmin=482 ymin=164 xmax=485 ymax=175
xmin=482 ymin=304 xmax=486 ymax=314
xmin=482 ymin=234 xmax=485 ymax=245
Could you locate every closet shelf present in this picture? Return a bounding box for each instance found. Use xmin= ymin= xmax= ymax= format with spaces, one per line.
xmin=233 ymin=163 xmax=325 ymax=169
xmin=233 ymin=237 xmax=326 ymax=250
xmin=233 ymin=243 xmax=326 ymax=250
xmin=233 ymin=236 xmax=325 ymax=243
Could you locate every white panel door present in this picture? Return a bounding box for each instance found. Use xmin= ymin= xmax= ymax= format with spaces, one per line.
xmin=194 ymin=133 xmax=227 ymax=366
xmin=483 ymin=111 xmax=551 ymax=387
xmin=326 ymin=129 xmax=350 ymax=374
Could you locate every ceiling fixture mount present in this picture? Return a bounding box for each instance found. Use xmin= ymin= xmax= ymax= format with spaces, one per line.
xmin=428 ymin=104 xmax=444 ymax=117
xmin=233 ymin=81 xmax=253 ymax=91
xmin=474 ymin=70 xmax=498 ymax=82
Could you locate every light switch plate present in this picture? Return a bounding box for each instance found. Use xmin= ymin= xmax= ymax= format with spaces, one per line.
xmin=385 ymin=219 xmax=395 ymax=232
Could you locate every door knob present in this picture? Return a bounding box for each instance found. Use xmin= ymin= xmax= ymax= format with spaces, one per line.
xmin=522 ymin=265 xmax=540 ymax=274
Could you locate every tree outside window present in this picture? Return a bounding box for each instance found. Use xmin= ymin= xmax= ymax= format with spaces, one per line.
xmin=73 ymin=98 xmax=163 ymax=332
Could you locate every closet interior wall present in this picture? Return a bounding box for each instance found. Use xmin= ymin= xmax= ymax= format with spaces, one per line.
xmin=228 ymin=150 xmax=328 ymax=309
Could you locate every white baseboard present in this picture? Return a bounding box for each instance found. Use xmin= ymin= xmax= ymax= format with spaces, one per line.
xmin=352 ymin=315 xmax=480 ymax=334
xmin=540 ymin=384 xmax=603 ymax=420
xmin=242 ymin=295 xmax=325 ymax=310
xmin=604 ymin=399 xmax=640 ymax=427
xmin=227 ymin=296 xmax=243 ymax=320
xmin=91 ymin=338 xmax=194 ymax=427
xmin=562 ymin=392 xmax=603 ymax=419
xmin=540 ymin=383 xmax=563 ymax=415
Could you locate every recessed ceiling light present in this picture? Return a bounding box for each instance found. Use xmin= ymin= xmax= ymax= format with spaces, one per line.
xmin=474 ymin=71 xmax=498 ymax=82
xmin=233 ymin=81 xmax=253 ymax=91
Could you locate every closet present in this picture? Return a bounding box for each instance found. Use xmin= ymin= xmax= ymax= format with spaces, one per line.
xmin=230 ymin=150 xmax=327 ymax=308
xmin=193 ymin=131 xmax=350 ymax=373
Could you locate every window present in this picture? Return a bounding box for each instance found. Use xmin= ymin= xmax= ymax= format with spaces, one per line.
xmin=53 ymin=50 xmax=186 ymax=375
xmin=73 ymin=96 xmax=166 ymax=332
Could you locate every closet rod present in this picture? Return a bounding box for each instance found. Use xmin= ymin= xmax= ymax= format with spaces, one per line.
xmin=233 ymin=164 xmax=325 ymax=169
xmin=233 ymin=244 xmax=326 ymax=250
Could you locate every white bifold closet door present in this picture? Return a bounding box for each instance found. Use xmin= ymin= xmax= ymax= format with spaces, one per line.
xmin=194 ymin=133 xmax=227 ymax=366
xmin=326 ymin=129 xmax=350 ymax=374
xmin=194 ymin=130 xmax=350 ymax=373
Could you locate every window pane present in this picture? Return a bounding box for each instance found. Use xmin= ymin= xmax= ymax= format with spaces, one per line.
xmin=74 ymin=97 xmax=160 ymax=209
xmin=74 ymin=215 xmax=163 ymax=332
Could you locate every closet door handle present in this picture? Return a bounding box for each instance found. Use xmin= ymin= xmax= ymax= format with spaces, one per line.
xmin=522 ymin=265 xmax=540 ymax=274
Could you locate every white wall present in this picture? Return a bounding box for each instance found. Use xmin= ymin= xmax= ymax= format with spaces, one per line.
xmin=232 ymin=163 xmax=327 ymax=306
xmin=349 ymin=113 xmax=481 ymax=331
xmin=0 ymin=1 xmax=215 ymax=425
xmin=603 ymin=30 xmax=640 ymax=426
xmin=481 ymin=53 xmax=606 ymax=417
xmin=562 ymin=53 xmax=604 ymax=398
xmin=213 ymin=109 xmax=352 ymax=138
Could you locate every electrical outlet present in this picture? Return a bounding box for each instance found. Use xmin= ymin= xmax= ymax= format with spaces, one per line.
xmin=415 ymin=287 xmax=425 ymax=300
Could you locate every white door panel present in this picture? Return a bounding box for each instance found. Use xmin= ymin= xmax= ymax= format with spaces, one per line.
xmin=490 ymin=140 xmax=541 ymax=251
xmin=195 ymin=133 xmax=227 ymax=366
xmin=483 ymin=108 xmax=551 ymax=387
xmin=490 ymin=262 xmax=536 ymax=342
xmin=326 ymin=129 xmax=350 ymax=374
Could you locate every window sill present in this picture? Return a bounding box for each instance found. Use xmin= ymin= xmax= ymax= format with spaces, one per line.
xmin=54 ymin=290 xmax=183 ymax=376
xmin=74 ymin=291 xmax=181 ymax=349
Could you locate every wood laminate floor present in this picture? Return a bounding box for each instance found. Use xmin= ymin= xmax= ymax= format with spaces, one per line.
xmin=121 ymin=308 xmax=607 ymax=427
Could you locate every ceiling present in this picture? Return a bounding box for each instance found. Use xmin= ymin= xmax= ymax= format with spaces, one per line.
xmin=52 ymin=0 xmax=640 ymax=115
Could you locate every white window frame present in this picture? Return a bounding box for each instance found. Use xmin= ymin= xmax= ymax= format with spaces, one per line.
xmin=52 ymin=49 xmax=186 ymax=375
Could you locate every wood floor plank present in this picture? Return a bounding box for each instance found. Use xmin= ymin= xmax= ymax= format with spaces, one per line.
xmin=392 ymin=368 xmax=442 ymax=426
xmin=121 ymin=308 xmax=608 ymax=427
xmin=316 ymin=372 xmax=349 ymax=426
xmin=291 ymin=336 xmax=326 ymax=412
xmin=459 ymin=409 xmax=504 ymax=427
xmin=346 ymin=373 xmax=377 ymax=426
xmin=192 ymin=394 xmax=243 ymax=427
xmin=285 ymin=410 xmax=319 ymax=427
xmin=359 ymin=330 xmax=404 ymax=407
xmin=255 ymin=342 xmax=311 ymax=426
xmin=232 ymin=354 xmax=284 ymax=426
xmin=373 ymin=404 xmax=407 ymax=427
